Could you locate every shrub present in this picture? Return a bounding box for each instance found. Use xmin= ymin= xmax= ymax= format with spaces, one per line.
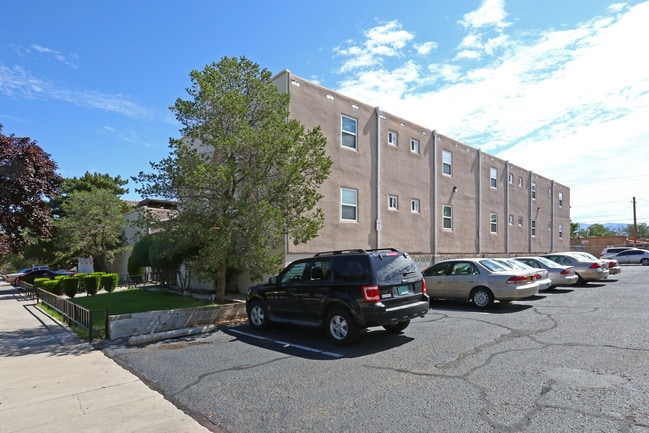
xmin=75 ymin=274 xmax=88 ymax=292
xmin=32 ymin=278 xmax=49 ymax=289
xmin=100 ymin=273 xmax=119 ymax=293
xmin=42 ymin=279 xmax=62 ymax=295
xmin=60 ymin=277 xmax=79 ymax=298
xmin=83 ymin=274 xmax=101 ymax=295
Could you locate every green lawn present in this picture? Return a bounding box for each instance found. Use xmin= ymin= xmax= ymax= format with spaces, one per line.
xmin=72 ymin=288 xmax=216 ymax=315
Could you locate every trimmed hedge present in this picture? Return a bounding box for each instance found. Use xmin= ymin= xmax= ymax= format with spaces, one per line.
xmin=100 ymin=273 xmax=118 ymax=293
xmin=60 ymin=277 xmax=79 ymax=298
xmin=32 ymin=278 xmax=50 ymax=290
xmin=83 ymin=274 xmax=101 ymax=296
xmin=42 ymin=279 xmax=62 ymax=295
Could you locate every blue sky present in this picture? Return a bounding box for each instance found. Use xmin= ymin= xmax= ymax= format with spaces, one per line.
xmin=2 ymin=0 xmax=648 ymax=226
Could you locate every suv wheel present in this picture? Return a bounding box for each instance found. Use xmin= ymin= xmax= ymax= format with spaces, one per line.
xmin=326 ymin=307 xmax=359 ymax=345
xmin=471 ymin=287 xmax=494 ymax=308
xmin=248 ymin=299 xmax=271 ymax=330
xmin=383 ymin=320 xmax=410 ymax=334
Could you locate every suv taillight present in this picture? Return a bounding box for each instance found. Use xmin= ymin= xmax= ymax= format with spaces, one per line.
xmin=362 ymin=285 xmax=381 ymax=303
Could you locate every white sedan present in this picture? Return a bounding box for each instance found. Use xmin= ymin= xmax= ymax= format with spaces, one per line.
xmin=513 ymin=256 xmax=579 ymax=288
xmin=609 ymin=249 xmax=649 ymax=265
xmin=422 ymin=258 xmax=540 ymax=308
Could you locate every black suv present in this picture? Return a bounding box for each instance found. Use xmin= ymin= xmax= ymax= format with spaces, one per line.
xmin=246 ymin=248 xmax=429 ymax=345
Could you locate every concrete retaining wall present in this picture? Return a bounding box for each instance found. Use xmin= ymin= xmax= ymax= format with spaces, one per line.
xmin=109 ymin=301 xmax=247 ymax=340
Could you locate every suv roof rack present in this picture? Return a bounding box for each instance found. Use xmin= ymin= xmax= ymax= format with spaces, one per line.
xmin=313 ymin=248 xmax=400 ymax=257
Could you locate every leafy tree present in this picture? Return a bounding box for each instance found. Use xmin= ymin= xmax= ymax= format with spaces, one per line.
xmin=583 ymin=223 xmax=616 ymax=237
xmin=625 ymin=223 xmax=649 ymax=239
xmin=135 ymin=56 xmax=332 ymax=303
xmin=0 ymin=125 xmax=63 ymax=257
xmin=570 ymin=222 xmax=580 ymax=238
xmin=51 ymin=171 xmax=130 ymax=218
xmin=55 ymin=189 xmax=127 ymax=272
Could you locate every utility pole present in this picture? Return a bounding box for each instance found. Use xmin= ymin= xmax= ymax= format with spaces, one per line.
xmin=633 ymin=196 xmax=637 ymax=246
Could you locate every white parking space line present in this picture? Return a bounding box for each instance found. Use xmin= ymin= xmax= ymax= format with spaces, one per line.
xmin=229 ymin=329 xmax=343 ymax=358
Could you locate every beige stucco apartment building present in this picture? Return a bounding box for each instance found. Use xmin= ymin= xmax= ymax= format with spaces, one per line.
xmin=273 ymin=70 xmax=571 ymax=265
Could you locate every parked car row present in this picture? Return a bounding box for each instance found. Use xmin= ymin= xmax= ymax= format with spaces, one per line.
xmin=244 ymin=248 xmax=630 ymax=345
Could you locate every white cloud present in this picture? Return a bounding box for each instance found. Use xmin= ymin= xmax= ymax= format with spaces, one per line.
xmin=0 ymin=65 xmax=152 ymax=119
xmin=30 ymin=44 xmax=78 ymax=67
xmin=331 ymin=1 xmax=649 ymax=224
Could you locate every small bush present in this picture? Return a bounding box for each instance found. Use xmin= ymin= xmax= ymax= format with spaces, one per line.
xmin=42 ymin=279 xmax=62 ymax=295
xmin=61 ymin=277 xmax=79 ymax=298
xmin=83 ymin=274 xmax=101 ymax=295
xmin=100 ymin=273 xmax=119 ymax=293
xmin=32 ymin=278 xmax=49 ymax=289
xmin=75 ymin=274 xmax=88 ymax=292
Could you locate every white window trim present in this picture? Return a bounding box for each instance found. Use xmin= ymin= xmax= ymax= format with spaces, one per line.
xmin=388 ymin=195 xmax=399 ymax=210
xmin=490 ymin=212 xmax=498 ymax=233
xmin=410 ymin=138 xmax=420 ymax=154
xmin=341 ymin=115 xmax=357 ymax=150
xmin=388 ymin=131 xmax=398 ymax=146
xmin=411 ymin=199 xmax=420 ymax=213
xmin=442 ymin=150 xmax=452 ymax=176
xmin=442 ymin=205 xmax=452 ymax=230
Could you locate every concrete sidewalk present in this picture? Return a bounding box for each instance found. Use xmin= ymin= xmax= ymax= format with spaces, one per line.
xmin=0 ymin=281 xmax=215 ymax=433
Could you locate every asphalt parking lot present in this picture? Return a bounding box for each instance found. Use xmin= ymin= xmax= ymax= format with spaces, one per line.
xmin=105 ymin=266 xmax=649 ymax=433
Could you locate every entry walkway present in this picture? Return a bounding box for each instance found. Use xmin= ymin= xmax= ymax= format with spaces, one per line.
xmin=0 ymin=281 xmax=214 ymax=433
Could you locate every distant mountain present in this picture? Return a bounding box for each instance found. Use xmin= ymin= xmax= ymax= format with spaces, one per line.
xmin=578 ymin=223 xmax=629 ymax=235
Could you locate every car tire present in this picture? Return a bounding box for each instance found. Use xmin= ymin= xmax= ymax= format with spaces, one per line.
xmin=248 ymin=299 xmax=271 ymax=330
xmin=383 ymin=320 xmax=410 ymax=334
xmin=325 ymin=307 xmax=359 ymax=345
xmin=471 ymin=287 xmax=494 ymax=308
xmin=641 ymin=258 xmax=649 ymax=266
xmin=576 ymin=273 xmax=586 ymax=285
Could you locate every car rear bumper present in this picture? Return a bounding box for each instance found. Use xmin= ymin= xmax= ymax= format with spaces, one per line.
xmin=493 ymin=282 xmax=540 ymax=301
xmin=359 ymin=296 xmax=429 ymax=327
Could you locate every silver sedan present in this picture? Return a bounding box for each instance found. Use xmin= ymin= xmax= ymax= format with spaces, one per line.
xmin=422 ymin=258 xmax=540 ymax=308
xmin=494 ymin=258 xmax=553 ymax=291
xmin=606 ymin=248 xmax=649 ymax=265
xmin=513 ymin=256 xmax=578 ymax=288
xmin=541 ymin=253 xmax=609 ymax=284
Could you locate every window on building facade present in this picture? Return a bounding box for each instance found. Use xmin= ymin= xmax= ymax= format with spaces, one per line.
xmin=518 ymin=177 xmax=523 ymax=187
xmin=531 ymin=182 xmax=537 ymax=199
xmin=388 ymin=131 xmax=398 ymax=146
xmin=490 ymin=167 xmax=498 ymax=188
xmin=442 ymin=205 xmax=452 ymax=229
xmin=508 ymin=173 xmax=513 ymax=184
xmin=388 ymin=195 xmax=398 ymax=210
xmin=559 ymin=223 xmax=564 ymax=238
xmin=410 ymin=138 xmax=419 ymax=154
xmin=341 ymin=188 xmax=358 ymax=221
xmin=411 ymin=199 xmax=420 ymax=213
xmin=559 ymin=192 xmax=563 ymax=207
xmin=508 ymin=214 xmax=514 ymax=225
xmin=531 ymin=219 xmax=537 ymax=236
xmin=341 ymin=116 xmax=357 ymax=150
xmin=518 ymin=216 xmax=523 ymax=226
xmin=490 ymin=212 xmax=498 ymax=233
xmin=442 ymin=150 xmax=452 ymax=176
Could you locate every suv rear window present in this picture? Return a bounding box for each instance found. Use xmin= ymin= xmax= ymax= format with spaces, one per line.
xmin=370 ymin=252 xmax=420 ymax=284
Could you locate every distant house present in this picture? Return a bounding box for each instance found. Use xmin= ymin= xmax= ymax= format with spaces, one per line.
xmin=111 ymin=199 xmax=178 ymax=279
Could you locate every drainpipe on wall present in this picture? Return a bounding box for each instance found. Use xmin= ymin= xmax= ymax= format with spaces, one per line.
xmin=432 ymin=130 xmax=438 ymax=257
xmin=529 ymin=171 xmax=534 ymax=254
xmin=477 ymin=149 xmax=482 ymax=255
xmin=550 ymin=180 xmax=555 ymax=252
xmin=375 ymin=106 xmax=382 ymax=249
xmin=505 ymin=160 xmax=510 ymax=254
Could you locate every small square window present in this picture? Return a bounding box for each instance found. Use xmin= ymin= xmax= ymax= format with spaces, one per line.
xmin=490 ymin=212 xmax=498 ymax=233
xmin=518 ymin=216 xmax=523 ymax=226
xmin=388 ymin=195 xmax=398 ymax=210
xmin=508 ymin=173 xmax=513 ymax=184
xmin=518 ymin=177 xmax=523 ymax=187
xmin=410 ymin=138 xmax=420 ymax=154
xmin=411 ymin=199 xmax=420 ymax=213
xmin=341 ymin=116 xmax=357 ymax=150
xmin=508 ymin=214 xmax=514 ymax=225
xmin=388 ymin=131 xmax=398 ymax=146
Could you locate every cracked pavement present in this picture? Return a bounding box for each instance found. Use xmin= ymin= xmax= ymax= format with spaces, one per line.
xmin=105 ymin=266 xmax=649 ymax=433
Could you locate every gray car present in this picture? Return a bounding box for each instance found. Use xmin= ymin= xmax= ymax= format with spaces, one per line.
xmin=609 ymin=249 xmax=649 ymax=265
xmin=570 ymin=251 xmax=621 ymax=275
xmin=422 ymin=258 xmax=540 ymax=308
xmin=541 ymin=253 xmax=609 ymax=284
xmin=513 ymin=256 xmax=578 ymax=288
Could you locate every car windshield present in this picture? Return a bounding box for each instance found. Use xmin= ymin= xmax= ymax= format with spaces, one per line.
xmin=534 ymin=256 xmax=563 ymax=267
xmin=479 ymin=259 xmax=510 ymax=272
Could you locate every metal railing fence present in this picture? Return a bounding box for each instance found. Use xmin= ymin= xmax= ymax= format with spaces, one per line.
xmin=19 ymin=281 xmax=109 ymax=342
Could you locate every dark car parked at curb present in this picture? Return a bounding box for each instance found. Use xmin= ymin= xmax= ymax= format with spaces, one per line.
xmin=246 ymin=248 xmax=429 ymax=345
xmin=14 ymin=269 xmax=75 ymax=285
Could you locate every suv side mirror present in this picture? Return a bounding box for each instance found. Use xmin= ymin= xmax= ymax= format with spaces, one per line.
xmin=268 ymin=276 xmax=277 ymax=285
